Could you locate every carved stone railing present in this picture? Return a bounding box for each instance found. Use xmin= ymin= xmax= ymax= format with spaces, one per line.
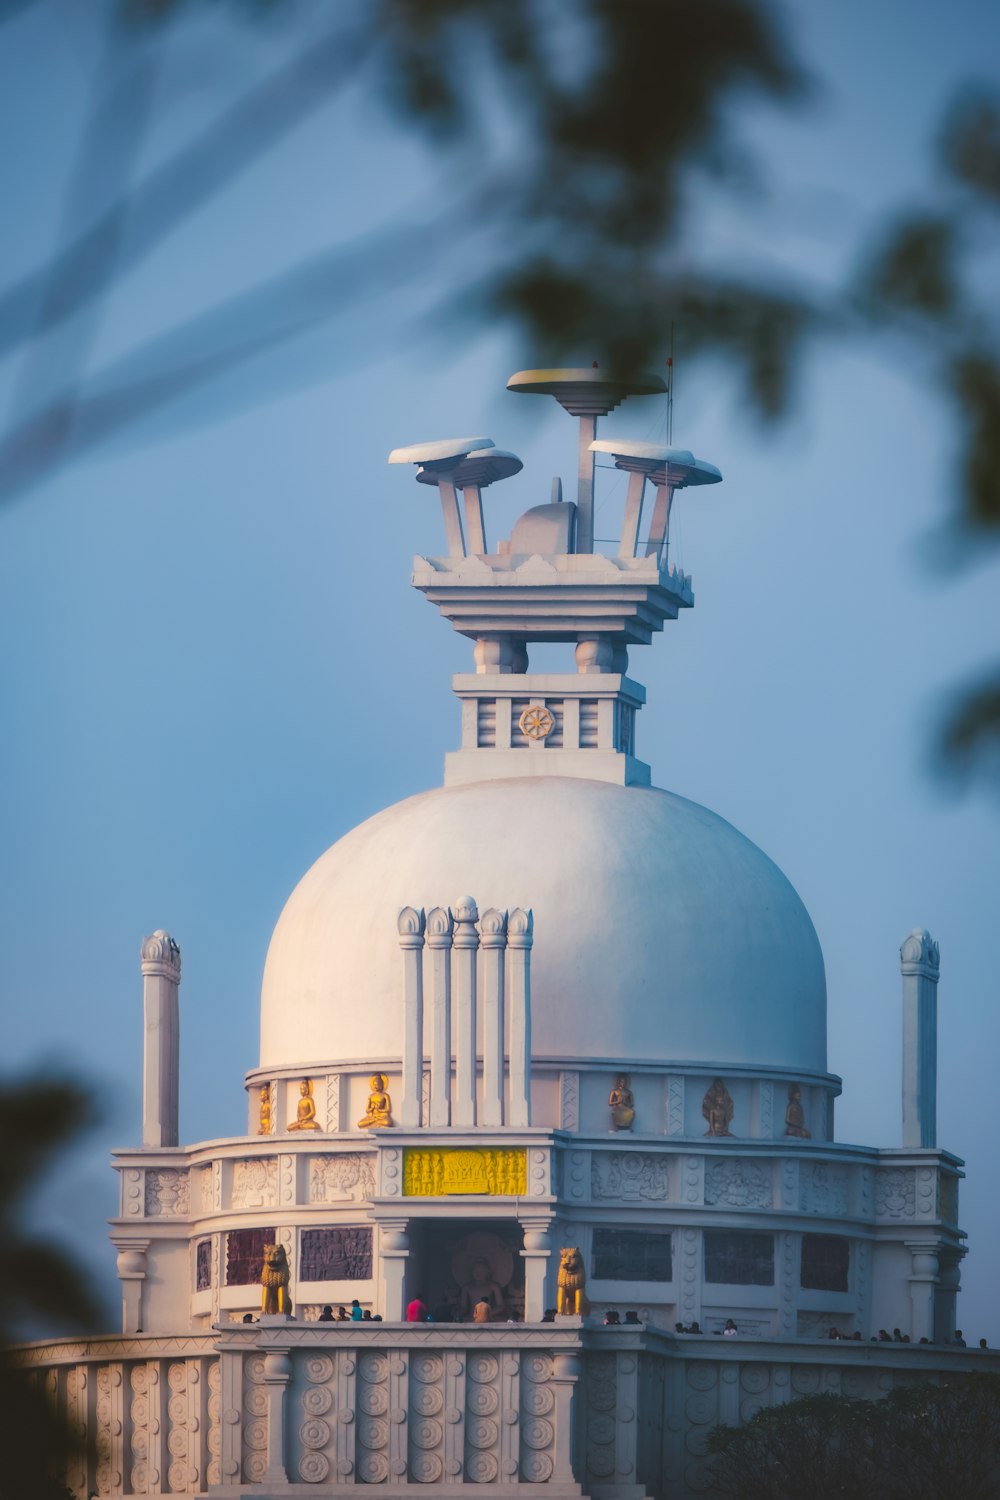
xmin=14 ymin=1326 xmax=998 ymax=1500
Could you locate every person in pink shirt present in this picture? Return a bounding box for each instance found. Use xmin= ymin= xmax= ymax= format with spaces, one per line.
xmin=406 ymin=1292 xmax=428 ymax=1322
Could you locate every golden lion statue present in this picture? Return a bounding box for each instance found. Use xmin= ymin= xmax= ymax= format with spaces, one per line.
xmin=556 ymin=1246 xmax=589 ymax=1316
xmin=260 ymin=1242 xmax=292 ymax=1316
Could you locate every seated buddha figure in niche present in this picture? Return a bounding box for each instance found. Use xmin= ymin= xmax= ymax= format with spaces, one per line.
xmin=287 ymin=1078 xmax=320 ymax=1131
xmin=702 ymin=1077 xmax=734 ymax=1137
xmin=459 ymin=1257 xmax=506 ymax=1322
xmin=784 ymin=1083 xmax=811 ymax=1139
xmin=358 ymin=1073 xmax=393 ymax=1129
xmin=609 ymin=1074 xmax=635 ymax=1132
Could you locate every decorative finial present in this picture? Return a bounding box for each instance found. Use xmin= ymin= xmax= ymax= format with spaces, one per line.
xmin=140 ymin=930 xmax=181 ymax=980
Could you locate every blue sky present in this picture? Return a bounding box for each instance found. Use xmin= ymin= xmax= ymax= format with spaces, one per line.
xmin=3 ymin=0 xmax=999 ymax=1339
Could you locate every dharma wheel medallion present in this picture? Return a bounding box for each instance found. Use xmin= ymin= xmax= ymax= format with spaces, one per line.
xmin=518 ymin=705 xmax=554 ymax=740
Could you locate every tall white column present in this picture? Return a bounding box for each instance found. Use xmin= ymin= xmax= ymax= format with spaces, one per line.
xmin=644 ymin=480 xmax=674 ymax=565
xmin=397 ymin=907 xmax=425 ymax=1128
xmin=618 ymin=469 xmax=646 ymax=558
xmin=519 ymin=1220 xmax=551 ymax=1322
xmin=262 ymin=1351 xmax=292 ymax=1484
xmin=113 ymin=1240 xmax=148 ymax=1335
xmin=437 ymin=476 xmax=466 ymax=556
xmin=906 ymin=1243 xmax=940 ymax=1342
xmin=576 ymin=414 xmax=597 ymax=553
xmin=900 ymin=928 xmax=940 ymax=1148
xmin=451 ymin=896 xmax=479 ymax=1126
xmin=140 ymin=930 xmax=181 ymax=1148
xmin=426 ymin=907 xmax=453 ymax=1127
xmin=460 ymin=483 xmax=487 ymax=554
xmin=379 ymin=1223 xmax=410 ymax=1320
xmin=479 ymin=908 xmax=508 ymax=1127
xmin=507 ymin=907 xmax=533 ymax=1127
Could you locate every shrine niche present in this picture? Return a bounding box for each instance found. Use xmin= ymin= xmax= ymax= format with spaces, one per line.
xmin=195 ymin=1239 xmax=211 ymax=1292
xmin=702 ymin=1078 xmax=734 ymax=1137
xmin=300 ymin=1227 xmax=373 ymax=1282
xmin=784 ymin=1083 xmax=811 ymax=1138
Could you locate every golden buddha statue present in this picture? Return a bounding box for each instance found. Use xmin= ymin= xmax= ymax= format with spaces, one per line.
xmin=357 ymin=1073 xmax=393 ymax=1129
xmin=287 ymin=1078 xmax=320 ymax=1131
xmin=609 ymin=1074 xmax=635 ymax=1132
xmin=258 ymin=1082 xmax=272 ymax=1136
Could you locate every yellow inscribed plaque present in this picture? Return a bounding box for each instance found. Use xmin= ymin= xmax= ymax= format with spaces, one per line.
xmin=403 ymin=1147 xmax=527 ymax=1197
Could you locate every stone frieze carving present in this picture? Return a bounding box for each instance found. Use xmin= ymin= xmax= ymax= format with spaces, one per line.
xmin=591 ymin=1151 xmax=670 ymax=1202
xmin=875 ymin=1167 xmax=916 ymax=1219
xmin=309 ymin=1153 xmax=376 ymax=1204
xmin=800 ymin=1163 xmax=848 ymax=1215
xmin=704 ymin=1158 xmax=771 ymax=1209
xmin=231 ymin=1158 xmax=278 ymax=1210
xmin=144 ymin=1169 xmax=190 ymax=1217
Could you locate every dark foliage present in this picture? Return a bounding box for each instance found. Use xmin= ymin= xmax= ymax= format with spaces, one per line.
xmin=0 ymin=1075 xmax=101 ymax=1500
xmin=708 ymin=1376 xmax=1000 ymax=1500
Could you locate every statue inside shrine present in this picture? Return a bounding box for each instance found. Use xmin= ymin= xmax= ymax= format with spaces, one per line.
xmin=702 ymin=1077 xmax=734 ymax=1137
xmin=609 ymin=1074 xmax=635 ymax=1131
xmin=287 ymin=1078 xmax=320 ymax=1131
xmin=257 ymin=1082 xmax=272 ymax=1136
xmin=459 ymin=1256 xmax=506 ymax=1322
xmin=357 ymin=1073 xmax=393 ymax=1129
xmin=784 ymin=1083 xmax=812 ymax=1138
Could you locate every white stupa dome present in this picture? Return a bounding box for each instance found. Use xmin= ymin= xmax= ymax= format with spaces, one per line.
xmin=260 ymin=777 xmax=827 ymax=1075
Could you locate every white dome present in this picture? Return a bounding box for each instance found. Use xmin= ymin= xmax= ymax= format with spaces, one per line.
xmin=260 ymin=778 xmax=827 ymax=1074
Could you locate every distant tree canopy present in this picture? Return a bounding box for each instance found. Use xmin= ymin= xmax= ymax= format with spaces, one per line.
xmin=1 ymin=0 xmax=998 ymax=780
xmin=708 ymin=1376 xmax=1000 ymax=1500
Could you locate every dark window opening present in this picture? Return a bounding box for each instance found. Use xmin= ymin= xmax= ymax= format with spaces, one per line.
xmin=704 ymin=1231 xmax=774 ymax=1286
xmin=592 ymin=1228 xmax=672 ymax=1282
xmin=801 ymin=1233 xmax=849 ymax=1292
xmin=195 ymin=1239 xmax=212 ymax=1292
xmin=226 ymin=1227 xmax=276 ymax=1287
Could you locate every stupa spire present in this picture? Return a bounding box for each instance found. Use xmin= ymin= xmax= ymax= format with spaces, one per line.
xmin=389 ymin=367 xmax=722 ymax=786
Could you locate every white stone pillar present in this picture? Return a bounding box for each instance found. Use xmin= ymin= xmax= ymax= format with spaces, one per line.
xmin=426 ymin=908 xmax=453 ymax=1127
xmin=437 ymin=476 xmax=466 ymax=556
xmin=262 ymin=1350 xmax=292 ymax=1484
xmin=519 ymin=1220 xmax=551 ymax=1321
xmin=397 ymin=907 xmax=425 ymax=1128
xmin=576 ymin=414 xmax=597 ymax=553
xmin=644 ymin=480 xmax=674 ymax=565
xmin=550 ymin=1352 xmax=582 ymax=1485
xmin=114 ymin=1241 xmax=148 ymax=1335
xmin=507 ymin=908 xmax=533 ymax=1127
xmin=379 ymin=1223 xmax=410 ymax=1321
xmin=460 ymin=482 xmax=487 ymax=554
xmin=452 ymin=896 xmax=479 ymax=1127
xmin=140 ymin=930 xmax=181 ymax=1148
xmin=900 ymin=928 xmax=939 ymax=1148
xmin=906 ymin=1243 xmax=940 ymax=1343
xmin=479 ymin=908 xmax=508 ymax=1128
xmin=618 ymin=469 xmax=646 ymax=558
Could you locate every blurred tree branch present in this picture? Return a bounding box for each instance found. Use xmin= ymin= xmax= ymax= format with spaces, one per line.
xmin=1 ymin=0 xmax=998 ymax=784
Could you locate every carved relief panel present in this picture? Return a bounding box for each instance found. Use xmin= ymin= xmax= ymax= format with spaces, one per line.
xmin=309 ymin=1153 xmax=376 ymax=1204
